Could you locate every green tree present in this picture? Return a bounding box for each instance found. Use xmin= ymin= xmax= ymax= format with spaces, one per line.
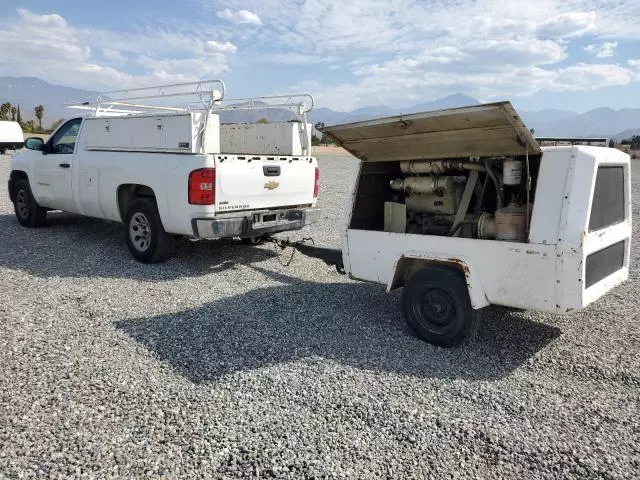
xmin=49 ymin=118 xmax=65 ymax=131
xmin=0 ymin=102 xmax=11 ymax=120
xmin=256 ymin=117 xmax=269 ymax=124
xmin=22 ymin=120 xmax=37 ymax=132
xmin=16 ymin=105 xmax=22 ymax=124
xmin=10 ymin=105 xmax=16 ymax=121
xmin=34 ymin=105 xmax=44 ymax=131
xmin=631 ymin=136 xmax=640 ymax=150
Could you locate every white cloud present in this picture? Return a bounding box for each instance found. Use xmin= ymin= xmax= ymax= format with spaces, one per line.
xmin=138 ymin=54 xmax=230 ymax=77
xmin=546 ymin=63 xmax=632 ymax=91
xmin=537 ymin=12 xmax=596 ymax=38
xmin=217 ymin=0 xmax=639 ymax=109
xmin=216 ymin=8 xmax=262 ymax=25
xmin=102 ymin=48 xmax=126 ymax=63
xmin=206 ymin=40 xmax=238 ymax=54
xmin=0 ymin=9 xmax=235 ymax=91
xmin=585 ymin=41 xmax=618 ymax=59
xmin=3 ymin=2 xmax=640 ymax=111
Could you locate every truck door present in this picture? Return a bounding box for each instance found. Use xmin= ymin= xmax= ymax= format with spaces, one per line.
xmin=34 ymin=118 xmax=82 ymax=213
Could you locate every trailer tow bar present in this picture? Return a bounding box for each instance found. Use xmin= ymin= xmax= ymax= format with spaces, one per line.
xmin=267 ymin=237 xmax=345 ymax=273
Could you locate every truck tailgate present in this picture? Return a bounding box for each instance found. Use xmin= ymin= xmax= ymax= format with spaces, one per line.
xmin=215 ymin=155 xmax=317 ymax=212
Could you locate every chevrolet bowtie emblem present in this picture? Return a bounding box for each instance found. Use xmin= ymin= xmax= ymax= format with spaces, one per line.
xmin=264 ymin=180 xmax=280 ymax=190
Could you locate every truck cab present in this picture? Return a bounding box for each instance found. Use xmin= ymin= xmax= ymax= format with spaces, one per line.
xmin=321 ymin=102 xmax=631 ymax=347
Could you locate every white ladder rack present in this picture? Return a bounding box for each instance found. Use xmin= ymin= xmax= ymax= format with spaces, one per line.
xmin=65 ymin=80 xmax=227 ymax=117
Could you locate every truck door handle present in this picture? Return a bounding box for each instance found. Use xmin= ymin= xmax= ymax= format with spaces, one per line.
xmin=59 ymin=163 xmax=70 ymax=169
xmin=263 ymin=166 xmax=281 ymax=177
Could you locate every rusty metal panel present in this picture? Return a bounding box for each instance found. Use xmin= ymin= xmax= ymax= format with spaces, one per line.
xmin=320 ymin=102 xmax=541 ymax=162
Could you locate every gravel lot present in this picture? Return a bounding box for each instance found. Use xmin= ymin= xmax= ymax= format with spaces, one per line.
xmin=0 ymin=153 xmax=639 ymax=479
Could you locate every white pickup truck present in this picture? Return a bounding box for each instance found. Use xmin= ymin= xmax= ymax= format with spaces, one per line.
xmin=7 ymin=81 xmax=320 ymax=262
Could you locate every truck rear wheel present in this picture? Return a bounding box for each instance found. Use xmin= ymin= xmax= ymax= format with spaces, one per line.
xmin=125 ymin=198 xmax=174 ymax=263
xmin=401 ymin=266 xmax=481 ymax=347
xmin=13 ymin=178 xmax=47 ymax=227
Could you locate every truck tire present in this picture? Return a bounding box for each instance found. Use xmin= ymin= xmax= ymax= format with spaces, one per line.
xmin=125 ymin=198 xmax=174 ymax=263
xmin=13 ymin=178 xmax=47 ymax=227
xmin=401 ymin=266 xmax=481 ymax=347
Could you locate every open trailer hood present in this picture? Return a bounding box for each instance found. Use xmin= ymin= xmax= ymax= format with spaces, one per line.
xmin=319 ymin=101 xmax=541 ymax=162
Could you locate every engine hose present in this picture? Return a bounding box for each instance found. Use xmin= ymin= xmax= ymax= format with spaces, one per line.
xmin=484 ymin=161 xmax=503 ymax=209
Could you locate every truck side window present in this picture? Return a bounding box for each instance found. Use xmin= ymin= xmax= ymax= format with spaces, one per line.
xmin=50 ymin=118 xmax=82 ymax=154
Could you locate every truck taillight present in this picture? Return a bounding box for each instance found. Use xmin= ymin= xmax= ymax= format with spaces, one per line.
xmin=314 ymin=167 xmax=320 ymax=198
xmin=188 ymin=168 xmax=215 ymax=205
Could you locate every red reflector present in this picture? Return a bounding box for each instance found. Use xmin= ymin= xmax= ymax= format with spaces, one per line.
xmin=314 ymin=167 xmax=320 ymax=198
xmin=189 ymin=168 xmax=215 ymax=205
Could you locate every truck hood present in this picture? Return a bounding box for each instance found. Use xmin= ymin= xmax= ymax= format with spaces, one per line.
xmin=319 ymin=101 xmax=541 ymax=162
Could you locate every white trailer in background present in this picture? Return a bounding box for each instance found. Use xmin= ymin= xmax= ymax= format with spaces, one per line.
xmin=0 ymin=121 xmax=24 ymax=154
xmin=8 ymin=80 xmax=320 ymax=263
xmin=291 ymin=102 xmax=631 ymax=347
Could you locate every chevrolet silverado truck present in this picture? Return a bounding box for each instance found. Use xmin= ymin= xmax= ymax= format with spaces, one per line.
xmin=7 ymin=80 xmax=320 ymax=263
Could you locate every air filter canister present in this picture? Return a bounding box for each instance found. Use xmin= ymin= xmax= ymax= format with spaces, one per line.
xmin=503 ymin=158 xmax=522 ymax=186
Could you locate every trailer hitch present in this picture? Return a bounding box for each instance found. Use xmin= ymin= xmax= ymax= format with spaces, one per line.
xmin=267 ymin=237 xmax=345 ymax=273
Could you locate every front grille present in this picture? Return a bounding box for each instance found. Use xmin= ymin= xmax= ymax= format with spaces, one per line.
xmin=589 ymin=166 xmax=625 ymax=231
xmin=585 ymin=240 xmax=625 ymax=288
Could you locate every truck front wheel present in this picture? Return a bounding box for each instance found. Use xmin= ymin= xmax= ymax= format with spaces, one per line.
xmin=125 ymin=198 xmax=174 ymax=263
xmin=401 ymin=266 xmax=481 ymax=347
xmin=13 ymin=178 xmax=47 ymax=227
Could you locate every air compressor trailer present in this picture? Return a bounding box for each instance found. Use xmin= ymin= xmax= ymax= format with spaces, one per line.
xmin=288 ymin=102 xmax=632 ymax=347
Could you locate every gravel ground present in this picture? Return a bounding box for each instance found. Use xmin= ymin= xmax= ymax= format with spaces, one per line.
xmin=0 ymin=153 xmax=639 ymax=479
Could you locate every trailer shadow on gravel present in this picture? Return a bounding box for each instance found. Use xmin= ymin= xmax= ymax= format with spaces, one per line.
xmin=0 ymin=213 xmax=277 ymax=281
xmin=116 ymin=266 xmax=562 ymax=382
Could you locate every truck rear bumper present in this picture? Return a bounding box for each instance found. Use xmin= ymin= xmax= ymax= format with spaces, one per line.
xmin=191 ymin=207 xmax=320 ymax=239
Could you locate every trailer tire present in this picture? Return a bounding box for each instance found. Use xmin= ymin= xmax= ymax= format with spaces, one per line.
xmin=401 ymin=266 xmax=481 ymax=347
xmin=13 ymin=178 xmax=47 ymax=227
xmin=125 ymin=198 xmax=174 ymax=263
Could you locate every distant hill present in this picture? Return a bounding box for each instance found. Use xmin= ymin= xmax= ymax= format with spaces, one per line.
xmin=612 ymin=128 xmax=640 ymax=141
xmin=518 ymin=109 xmax=578 ymax=126
xmin=0 ymin=77 xmax=94 ymax=126
xmin=531 ymin=107 xmax=640 ymax=137
xmin=2 ymin=76 xmax=639 ymax=138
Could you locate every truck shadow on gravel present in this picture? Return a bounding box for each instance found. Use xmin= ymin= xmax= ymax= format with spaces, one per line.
xmin=116 ymin=267 xmax=561 ymax=381
xmin=0 ymin=213 xmax=277 ymax=280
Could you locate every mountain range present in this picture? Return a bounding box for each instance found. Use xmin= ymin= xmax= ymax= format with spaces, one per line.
xmin=1 ymin=77 xmax=639 ymax=140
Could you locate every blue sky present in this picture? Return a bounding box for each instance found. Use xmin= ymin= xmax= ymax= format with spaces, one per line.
xmin=1 ymin=0 xmax=640 ymax=113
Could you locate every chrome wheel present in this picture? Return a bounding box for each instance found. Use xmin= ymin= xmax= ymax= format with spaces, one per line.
xmin=129 ymin=212 xmax=151 ymax=252
xmin=16 ymin=189 xmax=30 ymax=220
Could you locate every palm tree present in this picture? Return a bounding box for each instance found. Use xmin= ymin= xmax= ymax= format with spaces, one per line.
xmin=34 ymin=105 xmax=44 ymax=131
xmin=10 ymin=105 xmax=16 ymax=121
xmin=0 ymin=102 xmax=11 ymax=120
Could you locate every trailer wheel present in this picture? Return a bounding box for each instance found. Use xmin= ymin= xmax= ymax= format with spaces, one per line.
xmin=13 ymin=178 xmax=47 ymax=227
xmin=401 ymin=266 xmax=481 ymax=347
xmin=125 ymin=198 xmax=174 ymax=263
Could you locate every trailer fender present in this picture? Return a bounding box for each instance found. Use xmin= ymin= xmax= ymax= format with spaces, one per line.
xmin=387 ymin=255 xmax=490 ymax=309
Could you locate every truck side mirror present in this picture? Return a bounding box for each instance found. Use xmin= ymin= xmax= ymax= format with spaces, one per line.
xmin=24 ymin=137 xmax=45 ymax=151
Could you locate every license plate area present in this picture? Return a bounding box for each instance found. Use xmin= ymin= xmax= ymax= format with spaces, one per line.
xmin=253 ymin=211 xmax=287 ymax=224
